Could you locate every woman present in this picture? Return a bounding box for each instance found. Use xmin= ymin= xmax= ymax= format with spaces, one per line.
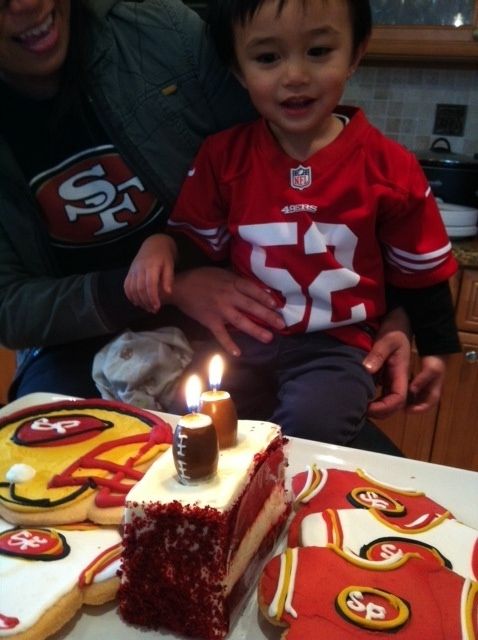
xmin=0 ymin=0 xmax=409 ymax=419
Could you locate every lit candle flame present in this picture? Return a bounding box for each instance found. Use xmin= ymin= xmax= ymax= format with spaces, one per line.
xmin=209 ymin=354 xmax=224 ymax=391
xmin=185 ymin=374 xmax=202 ymax=413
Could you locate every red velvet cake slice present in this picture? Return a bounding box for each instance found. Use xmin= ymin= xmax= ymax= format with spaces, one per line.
xmin=119 ymin=420 xmax=290 ymax=640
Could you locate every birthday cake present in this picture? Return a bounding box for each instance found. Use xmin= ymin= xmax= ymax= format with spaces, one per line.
xmin=119 ymin=419 xmax=290 ymax=640
xmin=0 ymin=398 xmax=172 ymax=526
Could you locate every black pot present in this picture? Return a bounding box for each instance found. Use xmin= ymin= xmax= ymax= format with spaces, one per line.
xmin=415 ymin=138 xmax=478 ymax=208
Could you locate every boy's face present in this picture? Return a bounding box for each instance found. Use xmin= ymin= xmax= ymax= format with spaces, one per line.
xmin=233 ymin=0 xmax=366 ymax=153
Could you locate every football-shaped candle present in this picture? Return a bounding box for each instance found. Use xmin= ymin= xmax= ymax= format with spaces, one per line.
xmin=200 ymin=354 xmax=238 ymax=449
xmin=173 ymin=374 xmax=218 ymax=485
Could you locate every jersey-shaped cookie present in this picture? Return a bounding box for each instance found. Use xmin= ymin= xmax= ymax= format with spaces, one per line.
xmin=259 ymin=545 xmax=478 ymax=639
xmin=0 ymin=517 xmax=121 ymax=640
xmin=0 ymin=399 xmax=172 ymax=525
xmin=289 ymin=466 xmax=452 ymax=546
xmin=299 ymin=507 xmax=478 ymax=581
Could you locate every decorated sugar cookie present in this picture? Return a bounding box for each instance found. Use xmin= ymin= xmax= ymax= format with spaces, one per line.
xmin=299 ymin=507 xmax=478 ymax=581
xmin=0 ymin=399 xmax=172 ymax=526
xmin=288 ymin=466 xmax=453 ymax=546
xmin=0 ymin=517 xmax=122 ymax=640
xmin=258 ymin=545 xmax=478 ymax=639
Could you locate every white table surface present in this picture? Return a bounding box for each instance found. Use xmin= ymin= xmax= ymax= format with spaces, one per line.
xmin=2 ymin=394 xmax=477 ymax=640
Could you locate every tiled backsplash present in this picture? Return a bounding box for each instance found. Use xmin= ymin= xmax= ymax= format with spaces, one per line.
xmin=342 ymin=65 xmax=478 ymax=158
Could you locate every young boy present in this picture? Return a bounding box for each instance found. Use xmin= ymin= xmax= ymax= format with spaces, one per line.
xmin=124 ymin=0 xmax=459 ymax=443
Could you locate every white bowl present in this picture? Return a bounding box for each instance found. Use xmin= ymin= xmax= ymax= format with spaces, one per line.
xmin=445 ymin=225 xmax=477 ymax=238
xmin=438 ymin=201 xmax=478 ymax=228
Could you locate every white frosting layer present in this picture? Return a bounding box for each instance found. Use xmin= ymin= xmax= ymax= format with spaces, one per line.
xmin=126 ymin=420 xmax=280 ymax=512
xmin=0 ymin=519 xmax=121 ymax=637
xmin=177 ymin=412 xmax=212 ymax=429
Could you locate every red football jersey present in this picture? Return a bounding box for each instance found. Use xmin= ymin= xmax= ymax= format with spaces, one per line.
xmin=168 ymin=107 xmax=457 ymax=350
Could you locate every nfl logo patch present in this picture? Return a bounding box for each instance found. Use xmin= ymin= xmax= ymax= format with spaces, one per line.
xmin=290 ymin=165 xmax=312 ymax=190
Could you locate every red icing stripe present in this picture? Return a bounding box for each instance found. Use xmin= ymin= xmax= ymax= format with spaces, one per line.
xmin=0 ymin=614 xmax=19 ymax=630
xmin=49 ymin=428 xmax=172 ymax=508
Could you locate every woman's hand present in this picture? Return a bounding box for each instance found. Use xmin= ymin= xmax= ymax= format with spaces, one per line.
xmin=168 ymin=267 xmax=285 ymax=355
xmin=406 ymin=354 xmax=448 ymax=414
xmin=363 ymin=307 xmax=411 ymax=419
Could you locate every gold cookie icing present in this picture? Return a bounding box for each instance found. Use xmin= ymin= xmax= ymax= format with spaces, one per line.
xmin=0 ymin=399 xmax=172 ymax=525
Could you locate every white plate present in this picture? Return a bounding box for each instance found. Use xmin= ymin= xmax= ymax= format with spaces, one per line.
xmin=52 ymin=438 xmax=478 ymax=640
xmin=445 ymin=224 xmax=477 ymax=238
xmin=438 ymin=201 xmax=478 ymax=229
xmin=439 ymin=202 xmax=478 ymax=214
xmin=4 ymin=394 xmax=478 ymax=640
xmin=0 ymin=392 xmax=84 ymax=418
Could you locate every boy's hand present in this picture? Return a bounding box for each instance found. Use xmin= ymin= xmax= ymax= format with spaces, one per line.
xmin=124 ymin=234 xmax=177 ymax=313
xmin=169 ymin=267 xmax=285 ymax=355
xmin=406 ymin=355 xmax=448 ymax=413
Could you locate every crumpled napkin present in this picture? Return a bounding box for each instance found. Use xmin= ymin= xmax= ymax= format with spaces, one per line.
xmin=92 ymin=327 xmax=193 ymax=411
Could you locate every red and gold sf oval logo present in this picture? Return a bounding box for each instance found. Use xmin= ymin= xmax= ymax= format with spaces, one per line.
xmin=0 ymin=527 xmax=69 ymax=560
xmin=360 ymin=537 xmax=451 ymax=569
xmin=13 ymin=414 xmax=113 ymax=447
xmin=347 ymin=487 xmax=405 ymax=515
xmin=336 ymin=585 xmax=410 ymax=631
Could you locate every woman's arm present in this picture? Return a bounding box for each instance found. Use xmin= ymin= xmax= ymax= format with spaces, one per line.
xmin=385 ymin=281 xmax=460 ymax=415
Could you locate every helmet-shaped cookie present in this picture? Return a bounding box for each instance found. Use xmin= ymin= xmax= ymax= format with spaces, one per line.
xmin=0 ymin=399 xmax=172 ymax=526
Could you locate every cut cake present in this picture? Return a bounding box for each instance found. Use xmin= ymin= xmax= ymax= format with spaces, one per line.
xmin=119 ymin=419 xmax=290 ymax=640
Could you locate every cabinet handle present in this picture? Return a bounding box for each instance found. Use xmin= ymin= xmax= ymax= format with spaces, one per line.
xmin=465 ymin=351 xmax=478 ymax=363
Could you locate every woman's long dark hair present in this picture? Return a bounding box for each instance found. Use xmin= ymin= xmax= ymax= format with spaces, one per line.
xmin=52 ymin=0 xmax=91 ymax=125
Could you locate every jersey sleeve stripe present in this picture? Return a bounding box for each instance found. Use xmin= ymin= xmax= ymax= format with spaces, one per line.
xmin=386 ymin=242 xmax=452 ymax=262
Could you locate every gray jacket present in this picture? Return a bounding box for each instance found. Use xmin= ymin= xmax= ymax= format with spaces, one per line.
xmin=0 ymin=0 xmax=254 ymax=349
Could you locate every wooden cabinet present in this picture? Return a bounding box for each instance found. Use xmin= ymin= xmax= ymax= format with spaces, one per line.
xmin=0 ymin=347 xmax=16 ymax=406
xmin=378 ymin=268 xmax=478 ymax=472
xmin=430 ymin=332 xmax=478 ymax=471
xmin=183 ymin=1 xmax=478 ymax=64
xmin=430 ymin=269 xmax=478 ymax=471
xmin=367 ymin=0 xmax=478 ymax=64
xmin=375 ymin=350 xmax=439 ymax=462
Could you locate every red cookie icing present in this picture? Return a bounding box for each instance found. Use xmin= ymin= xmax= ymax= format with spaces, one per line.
xmin=0 ymin=614 xmax=19 ymax=631
xmin=259 ymin=546 xmax=478 ymax=639
xmin=289 ymin=467 xmax=452 ymax=547
xmin=0 ymin=399 xmax=173 ymax=519
xmin=13 ymin=414 xmax=112 ymax=447
xmin=0 ymin=526 xmax=68 ymax=560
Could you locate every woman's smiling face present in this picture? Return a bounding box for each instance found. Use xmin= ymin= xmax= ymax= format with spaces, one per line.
xmin=0 ymin=0 xmax=71 ymax=94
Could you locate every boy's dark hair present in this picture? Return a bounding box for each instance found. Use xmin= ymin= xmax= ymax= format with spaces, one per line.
xmin=207 ymin=0 xmax=372 ymax=67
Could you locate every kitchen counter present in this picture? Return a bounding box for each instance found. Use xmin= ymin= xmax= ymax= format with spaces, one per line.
xmin=452 ymin=235 xmax=478 ymax=267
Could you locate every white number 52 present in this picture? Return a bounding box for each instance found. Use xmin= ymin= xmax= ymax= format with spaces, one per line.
xmin=239 ymin=221 xmax=366 ymax=331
